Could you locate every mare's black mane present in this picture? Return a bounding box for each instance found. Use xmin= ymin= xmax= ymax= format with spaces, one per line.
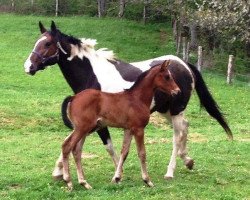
xmin=51 ymin=29 xmax=82 ymax=47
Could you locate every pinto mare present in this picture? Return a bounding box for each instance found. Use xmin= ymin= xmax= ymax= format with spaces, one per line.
xmin=61 ymin=61 xmax=180 ymax=189
xmin=24 ymin=21 xmax=233 ymax=180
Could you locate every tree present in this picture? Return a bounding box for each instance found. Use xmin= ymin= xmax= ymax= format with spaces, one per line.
xmin=194 ymin=0 xmax=250 ymax=44
xmin=97 ymin=0 xmax=108 ymax=17
xmin=118 ymin=0 xmax=127 ymax=18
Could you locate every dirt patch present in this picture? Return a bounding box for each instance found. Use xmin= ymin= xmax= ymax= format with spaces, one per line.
xmin=189 ymin=133 xmax=208 ymax=143
xmin=81 ymin=152 xmax=99 ymax=159
xmin=146 ymin=138 xmax=170 ymax=144
xmin=149 ymin=113 xmax=170 ymax=130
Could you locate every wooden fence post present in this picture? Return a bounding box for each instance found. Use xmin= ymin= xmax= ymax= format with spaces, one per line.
xmin=176 ymin=35 xmax=181 ymax=56
xmin=227 ymin=55 xmax=235 ymax=84
xmin=55 ymin=0 xmax=58 ymax=16
xmin=197 ymin=46 xmax=202 ymax=71
xmin=182 ymin=37 xmax=186 ymax=61
xmin=186 ymin=41 xmax=190 ymax=62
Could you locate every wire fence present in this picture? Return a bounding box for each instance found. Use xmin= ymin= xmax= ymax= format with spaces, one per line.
xmin=178 ymin=38 xmax=250 ymax=85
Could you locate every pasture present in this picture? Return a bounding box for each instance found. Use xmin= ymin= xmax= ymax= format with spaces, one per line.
xmin=0 ymin=14 xmax=249 ymax=199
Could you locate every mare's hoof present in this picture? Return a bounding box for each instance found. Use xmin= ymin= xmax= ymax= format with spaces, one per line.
xmin=52 ymin=174 xmax=63 ymax=181
xmin=164 ymin=175 xmax=173 ymax=180
xmin=185 ymin=159 xmax=194 ymax=170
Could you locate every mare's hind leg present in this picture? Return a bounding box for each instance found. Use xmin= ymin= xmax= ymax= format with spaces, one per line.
xmin=164 ymin=112 xmax=193 ymax=179
xmin=134 ymin=128 xmax=154 ymax=187
xmin=112 ymin=129 xmax=132 ymax=184
xmin=72 ymin=137 xmax=92 ymax=189
xmin=178 ymin=118 xmax=194 ymax=170
xmin=97 ymin=128 xmax=119 ymax=169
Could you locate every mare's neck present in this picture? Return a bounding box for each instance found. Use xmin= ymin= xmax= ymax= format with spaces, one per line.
xmin=58 ymin=54 xmax=100 ymax=94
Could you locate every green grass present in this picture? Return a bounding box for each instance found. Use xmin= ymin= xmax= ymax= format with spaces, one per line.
xmin=0 ymin=13 xmax=249 ymax=199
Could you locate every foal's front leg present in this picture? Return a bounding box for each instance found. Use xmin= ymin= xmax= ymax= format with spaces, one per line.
xmin=134 ymin=128 xmax=154 ymax=187
xmin=112 ymin=129 xmax=132 ymax=184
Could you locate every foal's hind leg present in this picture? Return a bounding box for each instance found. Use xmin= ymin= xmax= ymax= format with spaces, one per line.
xmin=72 ymin=136 xmax=92 ymax=189
xmin=164 ymin=112 xmax=193 ymax=179
xmin=52 ymin=134 xmax=73 ymax=180
xmin=62 ymin=128 xmax=91 ymax=190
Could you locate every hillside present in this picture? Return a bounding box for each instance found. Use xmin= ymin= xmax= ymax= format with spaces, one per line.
xmin=0 ymin=14 xmax=249 ymax=199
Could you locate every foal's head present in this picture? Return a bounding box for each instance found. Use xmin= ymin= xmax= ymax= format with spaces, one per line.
xmin=24 ymin=21 xmax=75 ymax=75
xmin=153 ymin=60 xmax=180 ymax=96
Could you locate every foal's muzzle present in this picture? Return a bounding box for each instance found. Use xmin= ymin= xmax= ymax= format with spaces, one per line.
xmin=171 ymin=88 xmax=180 ymax=96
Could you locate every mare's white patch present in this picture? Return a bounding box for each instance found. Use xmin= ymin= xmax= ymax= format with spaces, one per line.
xmin=68 ymin=38 xmax=133 ymax=92
xmin=24 ymin=36 xmax=47 ymax=73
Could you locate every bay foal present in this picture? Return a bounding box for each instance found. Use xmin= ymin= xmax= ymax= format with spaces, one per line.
xmin=62 ymin=60 xmax=180 ymax=190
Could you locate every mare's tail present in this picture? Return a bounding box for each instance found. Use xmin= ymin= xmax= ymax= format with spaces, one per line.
xmin=187 ymin=63 xmax=233 ymax=139
xmin=61 ymin=96 xmax=73 ymax=130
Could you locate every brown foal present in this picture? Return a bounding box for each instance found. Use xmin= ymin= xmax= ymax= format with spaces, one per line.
xmin=61 ymin=60 xmax=180 ymax=190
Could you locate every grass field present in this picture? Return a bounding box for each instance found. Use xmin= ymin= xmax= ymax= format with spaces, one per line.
xmin=0 ymin=13 xmax=249 ymax=199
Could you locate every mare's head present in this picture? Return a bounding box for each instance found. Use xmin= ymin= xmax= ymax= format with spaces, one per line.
xmin=24 ymin=21 xmax=73 ymax=75
xmin=153 ymin=60 xmax=180 ymax=96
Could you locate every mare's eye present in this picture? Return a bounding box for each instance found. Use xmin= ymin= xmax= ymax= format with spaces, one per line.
xmin=45 ymin=42 xmax=51 ymax=47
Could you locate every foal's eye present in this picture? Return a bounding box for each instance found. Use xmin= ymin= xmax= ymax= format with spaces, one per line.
xmin=165 ymin=75 xmax=170 ymax=80
xmin=45 ymin=42 xmax=51 ymax=47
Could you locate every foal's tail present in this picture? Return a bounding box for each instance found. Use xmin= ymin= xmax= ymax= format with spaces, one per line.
xmin=61 ymin=96 xmax=73 ymax=130
xmin=187 ymin=63 xmax=233 ymax=140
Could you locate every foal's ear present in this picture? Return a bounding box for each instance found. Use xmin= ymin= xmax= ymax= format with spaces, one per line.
xmin=161 ymin=60 xmax=171 ymax=71
xmin=39 ymin=21 xmax=47 ymax=33
xmin=51 ymin=21 xmax=57 ymax=32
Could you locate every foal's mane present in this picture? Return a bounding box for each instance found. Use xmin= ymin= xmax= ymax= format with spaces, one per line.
xmin=125 ymin=69 xmax=150 ymax=91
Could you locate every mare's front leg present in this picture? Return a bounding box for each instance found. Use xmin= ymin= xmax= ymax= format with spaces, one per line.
xmin=97 ymin=128 xmax=119 ymax=169
xmin=112 ymin=129 xmax=132 ymax=184
xmin=134 ymin=128 xmax=154 ymax=187
xmin=164 ymin=112 xmax=194 ymax=179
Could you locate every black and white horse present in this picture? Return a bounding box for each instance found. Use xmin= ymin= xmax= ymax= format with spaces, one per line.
xmin=24 ymin=21 xmax=232 ymax=180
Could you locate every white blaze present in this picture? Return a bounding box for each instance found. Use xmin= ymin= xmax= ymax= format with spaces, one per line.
xmin=24 ymin=36 xmax=47 ymax=73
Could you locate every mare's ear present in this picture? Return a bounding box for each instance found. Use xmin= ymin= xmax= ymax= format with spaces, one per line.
xmin=161 ymin=60 xmax=171 ymax=71
xmin=39 ymin=21 xmax=47 ymax=33
xmin=51 ymin=21 xmax=57 ymax=33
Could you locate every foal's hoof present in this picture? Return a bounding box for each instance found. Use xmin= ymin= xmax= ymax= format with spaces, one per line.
xmin=80 ymin=181 xmax=92 ymax=190
xmin=185 ymin=159 xmax=194 ymax=170
xmin=111 ymin=176 xmax=121 ymax=184
xmin=66 ymin=182 xmax=73 ymax=191
xmin=144 ymin=180 xmax=154 ymax=187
